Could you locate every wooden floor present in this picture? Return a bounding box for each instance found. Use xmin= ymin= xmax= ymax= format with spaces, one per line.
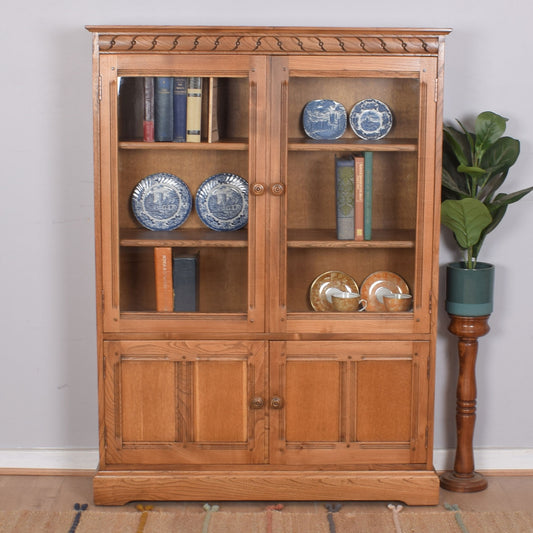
xmin=1 ymin=472 xmax=532 ymax=513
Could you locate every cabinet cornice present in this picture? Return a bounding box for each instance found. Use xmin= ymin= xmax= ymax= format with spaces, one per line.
xmin=86 ymin=26 xmax=450 ymax=56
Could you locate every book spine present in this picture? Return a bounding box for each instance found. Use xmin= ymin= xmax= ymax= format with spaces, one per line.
xmin=143 ymin=77 xmax=155 ymax=142
xmin=363 ymin=151 xmax=373 ymax=240
xmin=354 ymin=154 xmax=365 ymax=241
xmin=335 ymin=156 xmax=355 ymax=240
xmin=207 ymin=77 xmax=219 ymax=143
xmin=173 ymin=254 xmax=199 ymax=312
xmin=118 ymin=77 xmax=144 ymax=141
xmin=172 ymin=77 xmax=187 ymax=142
xmin=186 ymin=77 xmax=203 ymax=142
xmin=154 ymin=77 xmax=173 ymax=142
xmin=154 ymin=247 xmax=174 ymax=312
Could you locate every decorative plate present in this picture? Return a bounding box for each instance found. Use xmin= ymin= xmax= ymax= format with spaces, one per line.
xmin=131 ymin=172 xmax=192 ymax=231
xmin=360 ymin=271 xmax=410 ymax=312
xmin=302 ymin=99 xmax=347 ymax=140
xmin=196 ymin=173 xmax=248 ymax=231
xmin=349 ymin=99 xmax=393 ymax=140
xmin=309 ymin=271 xmax=359 ymax=312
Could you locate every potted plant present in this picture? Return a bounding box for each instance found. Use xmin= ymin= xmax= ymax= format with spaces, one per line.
xmin=441 ymin=111 xmax=532 ymax=316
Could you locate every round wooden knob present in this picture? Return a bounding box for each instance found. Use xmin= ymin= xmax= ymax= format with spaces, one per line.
xmin=270 ymin=396 xmax=284 ymax=409
xmin=250 ymin=397 xmax=265 ymax=409
xmin=271 ymin=183 xmax=285 ymax=196
xmin=251 ymin=183 xmax=265 ymax=196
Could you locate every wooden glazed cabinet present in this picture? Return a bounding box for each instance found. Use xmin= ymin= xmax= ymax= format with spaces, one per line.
xmin=87 ymin=26 xmax=450 ymax=505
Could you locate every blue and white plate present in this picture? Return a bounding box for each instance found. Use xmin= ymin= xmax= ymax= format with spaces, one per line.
xmin=349 ymin=99 xmax=393 ymax=140
xmin=302 ymin=99 xmax=347 ymax=140
xmin=131 ymin=172 xmax=192 ymax=231
xmin=196 ymin=173 xmax=248 ymax=231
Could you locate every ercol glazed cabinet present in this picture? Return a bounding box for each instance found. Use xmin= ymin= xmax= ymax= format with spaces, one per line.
xmin=87 ymin=26 xmax=450 ymax=505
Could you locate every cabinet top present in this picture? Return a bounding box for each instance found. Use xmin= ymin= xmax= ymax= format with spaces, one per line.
xmin=86 ymin=26 xmax=450 ymax=56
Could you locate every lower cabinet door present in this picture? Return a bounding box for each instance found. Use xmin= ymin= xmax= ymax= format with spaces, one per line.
xmin=269 ymin=340 xmax=431 ymax=466
xmin=102 ymin=340 xmax=267 ymax=466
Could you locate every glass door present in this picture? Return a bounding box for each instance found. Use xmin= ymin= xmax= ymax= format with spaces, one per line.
xmin=98 ymin=54 xmax=268 ymax=334
xmin=269 ymin=55 xmax=439 ymax=335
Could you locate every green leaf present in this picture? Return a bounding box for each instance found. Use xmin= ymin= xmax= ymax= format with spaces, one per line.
xmin=481 ymin=136 xmax=519 ymax=174
xmin=442 ymin=167 xmax=468 ymax=197
xmin=491 ymin=186 xmax=533 ymax=207
xmin=443 ymin=127 xmax=470 ymax=167
xmin=475 ymin=111 xmax=507 ymax=154
xmin=477 ymin=171 xmax=506 ymax=202
xmin=441 ymin=198 xmax=492 ymax=249
xmin=456 ymin=165 xmax=487 ymax=178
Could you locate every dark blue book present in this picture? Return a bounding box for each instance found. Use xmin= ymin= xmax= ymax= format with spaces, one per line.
xmin=173 ymin=253 xmax=198 ymax=312
xmin=154 ymin=77 xmax=173 ymax=141
xmin=172 ymin=77 xmax=187 ymax=142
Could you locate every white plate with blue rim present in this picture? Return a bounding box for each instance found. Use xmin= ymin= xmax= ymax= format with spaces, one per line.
xmin=349 ymin=98 xmax=393 ymax=140
xmin=131 ymin=172 xmax=193 ymax=231
xmin=302 ymin=99 xmax=347 ymax=140
xmin=196 ymin=173 xmax=248 ymax=231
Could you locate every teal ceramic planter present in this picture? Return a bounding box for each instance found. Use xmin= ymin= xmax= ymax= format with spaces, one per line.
xmin=445 ymin=262 xmax=495 ymax=317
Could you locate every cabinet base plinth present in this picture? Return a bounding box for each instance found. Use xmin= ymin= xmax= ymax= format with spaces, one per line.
xmin=440 ymin=471 xmax=488 ymax=493
xmin=93 ymin=469 xmax=439 ymax=506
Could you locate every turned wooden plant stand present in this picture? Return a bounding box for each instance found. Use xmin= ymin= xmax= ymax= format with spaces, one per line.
xmin=440 ymin=314 xmax=490 ymax=492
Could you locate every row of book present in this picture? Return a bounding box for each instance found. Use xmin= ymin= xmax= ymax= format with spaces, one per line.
xmin=154 ymin=248 xmax=198 ymax=312
xmin=335 ymin=152 xmax=373 ymax=241
xmin=118 ymin=77 xmax=219 ymax=143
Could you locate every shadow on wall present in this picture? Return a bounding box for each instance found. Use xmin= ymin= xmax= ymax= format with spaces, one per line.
xmin=50 ymin=27 xmax=98 ymax=447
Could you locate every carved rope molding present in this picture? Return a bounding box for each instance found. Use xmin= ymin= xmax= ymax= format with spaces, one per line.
xmin=95 ymin=33 xmax=441 ymax=55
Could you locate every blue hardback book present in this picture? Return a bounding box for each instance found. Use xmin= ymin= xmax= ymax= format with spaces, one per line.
xmin=173 ymin=253 xmax=198 ymax=312
xmin=172 ymin=77 xmax=187 ymax=142
xmin=335 ymin=156 xmax=355 ymax=240
xmin=154 ymin=77 xmax=173 ymax=141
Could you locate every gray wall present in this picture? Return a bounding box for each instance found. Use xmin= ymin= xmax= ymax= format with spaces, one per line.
xmin=1 ymin=1 xmax=532 ymax=457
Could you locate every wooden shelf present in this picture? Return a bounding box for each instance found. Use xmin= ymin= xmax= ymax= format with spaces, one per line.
xmin=288 ymin=138 xmax=418 ymax=152
xmin=287 ymin=229 xmax=415 ymax=248
xmin=119 ymin=139 xmax=248 ymax=150
xmin=120 ymin=228 xmax=248 ymax=247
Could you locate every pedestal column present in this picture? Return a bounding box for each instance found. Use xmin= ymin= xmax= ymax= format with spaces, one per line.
xmin=440 ymin=314 xmax=490 ymax=492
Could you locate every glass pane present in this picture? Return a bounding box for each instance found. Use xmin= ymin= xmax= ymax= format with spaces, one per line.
xmin=116 ymin=76 xmax=250 ymax=314
xmin=286 ymin=76 xmax=420 ymax=314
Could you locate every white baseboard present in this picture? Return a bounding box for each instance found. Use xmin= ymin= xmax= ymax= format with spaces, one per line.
xmin=0 ymin=448 xmax=532 ymax=472
xmin=434 ymin=447 xmax=533 ymax=472
xmin=0 ymin=449 xmax=99 ymax=471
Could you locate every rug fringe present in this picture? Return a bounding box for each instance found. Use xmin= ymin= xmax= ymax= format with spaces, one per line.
xmin=445 ymin=503 xmax=470 ymax=533
xmin=325 ymin=503 xmax=342 ymax=533
xmin=387 ymin=503 xmax=404 ymax=533
xmin=67 ymin=503 xmax=88 ymax=533
xmin=135 ymin=504 xmax=153 ymax=533
xmin=266 ymin=504 xmax=284 ymax=533
xmin=202 ymin=503 xmax=220 ymax=533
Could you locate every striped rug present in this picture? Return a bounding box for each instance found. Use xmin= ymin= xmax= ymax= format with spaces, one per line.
xmin=1 ymin=503 xmax=532 ymax=533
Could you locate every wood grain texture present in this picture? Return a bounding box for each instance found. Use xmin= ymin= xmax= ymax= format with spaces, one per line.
xmin=89 ymin=26 xmax=449 ymax=505
xmin=93 ymin=470 xmax=440 ymax=505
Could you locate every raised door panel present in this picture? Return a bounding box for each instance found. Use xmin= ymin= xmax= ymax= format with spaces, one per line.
xmin=103 ymin=340 xmax=267 ymax=466
xmin=269 ymin=341 xmax=431 ymax=466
